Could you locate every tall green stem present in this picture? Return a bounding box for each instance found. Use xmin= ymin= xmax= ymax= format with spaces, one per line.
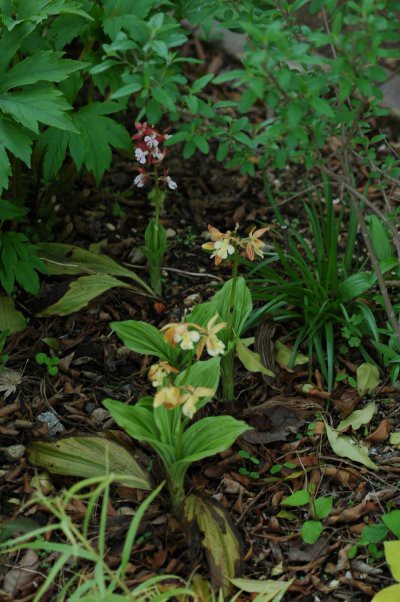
xmin=167 ymin=475 xmax=185 ymax=516
xmin=221 ymin=246 xmax=239 ymax=403
xmin=228 ymin=248 xmax=239 ymax=330
xmin=145 ymin=166 xmax=166 ymax=296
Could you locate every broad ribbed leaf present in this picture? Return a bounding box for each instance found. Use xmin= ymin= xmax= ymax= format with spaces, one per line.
xmin=367 ymin=215 xmax=393 ymax=262
xmin=37 ymin=242 xmax=152 ymax=293
xmin=103 ymin=398 xmax=176 ymax=466
xmin=28 ymin=435 xmax=151 ymax=489
xmin=181 ymin=416 xmax=249 ymax=463
xmin=37 ymin=275 xmax=131 ymax=316
xmin=189 ymin=277 xmax=252 ymax=342
xmin=231 ymin=577 xmax=293 ymax=602
xmin=214 ymin=277 xmax=252 ymax=338
xmin=111 ymin=320 xmax=177 ymax=363
xmin=175 ymin=357 xmax=221 ymax=408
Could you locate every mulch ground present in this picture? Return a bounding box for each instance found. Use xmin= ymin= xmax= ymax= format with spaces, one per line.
xmin=1 ymin=38 xmax=400 ymax=602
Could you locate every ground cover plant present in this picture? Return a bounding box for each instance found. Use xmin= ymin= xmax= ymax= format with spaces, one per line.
xmin=0 ymin=0 xmax=400 ymax=600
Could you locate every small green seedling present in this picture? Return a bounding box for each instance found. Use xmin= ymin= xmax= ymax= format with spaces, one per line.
xmin=238 ymin=449 xmax=260 ymax=479
xmin=335 ymin=372 xmax=357 ymax=388
xmin=281 ymin=487 xmax=334 ymax=545
xmin=35 ymin=353 xmax=60 ymax=376
xmin=270 ymin=462 xmax=296 ymax=475
xmin=348 ymin=509 xmax=400 ymax=562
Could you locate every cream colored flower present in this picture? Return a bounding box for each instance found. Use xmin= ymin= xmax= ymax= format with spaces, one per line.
xmin=162 ymin=322 xmax=201 ymax=350
xmin=148 ymin=361 xmax=178 ymax=388
xmin=177 ymin=329 xmax=200 ymax=350
xmin=153 ymin=385 xmax=182 ymax=410
xmin=163 ymin=322 xmax=186 ymax=346
xmin=181 ymin=386 xmax=215 ymax=418
xmin=206 ymin=334 xmax=225 ymax=356
xmin=202 ymin=224 xmax=236 ymax=265
xmin=244 ymin=226 xmax=269 ymax=261
xmin=196 ymin=314 xmax=226 ymax=358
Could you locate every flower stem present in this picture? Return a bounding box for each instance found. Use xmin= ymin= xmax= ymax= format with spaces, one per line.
xmin=228 ymin=246 xmax=239 ymax=331
xmin=146 ymin=166 xmax=164 ymax=296
xmin=222 ymin=246 xmax=239 ymax=403
xmin=167 ymin=477 xmax=186 ymax=516
xmin=221 ymin=350 xmax=235 ymax=402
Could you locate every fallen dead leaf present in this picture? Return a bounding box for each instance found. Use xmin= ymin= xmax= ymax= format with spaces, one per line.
xmin=333 ymin=389 xmax=361 ymax=418
xmin=327 ymin=501 xmax=377 ymax=524
xmin=242 ymin=405 xmax=304 ymax=444
xmin=364 ymin=487 xmax=397 ymax=502
xmin=366 ymin=419 xmax=391 ymax=442
xmin=3 ymin=550 xmax=40 ymax=596
xmin=323 ymin=465 xmax=360 ymax=489
xmin=336 ymin=544 xmax=352 ymax=572
xmin=287 ymin=537 xmax=329 ymax=563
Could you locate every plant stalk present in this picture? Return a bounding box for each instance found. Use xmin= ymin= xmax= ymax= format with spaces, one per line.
xmin=221 ymin=247 xmax=239 ymax=403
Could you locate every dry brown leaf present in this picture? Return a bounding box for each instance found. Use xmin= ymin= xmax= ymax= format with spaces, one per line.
xmin=333 ymin=389 xmax=361 ymax=418
xmin=366 ymin=419 xmax=391 ymax=442
xmin=311 ymin=574 xmax=334 ymax=594
xmin=323 ymin=466 xmax=359 ymax=489
xmin=336 ymin=544 xmax=352 ymax=572
xmin=327 ymin=501 xmax=377 ymax=524
xmin=3 ymin=550 xmax=40 ymax=595
xmin=350 ymin=523 xmax=367 ymax=535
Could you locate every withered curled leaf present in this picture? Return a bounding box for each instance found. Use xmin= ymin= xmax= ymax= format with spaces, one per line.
xmin=184 ymin=493 xmax=243 ymax=594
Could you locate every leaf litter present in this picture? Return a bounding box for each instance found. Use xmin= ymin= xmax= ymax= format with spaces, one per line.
xmin=0 ymin=69 xmax=400 ymax=602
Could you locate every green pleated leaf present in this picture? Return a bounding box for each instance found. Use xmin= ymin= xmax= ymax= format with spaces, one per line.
xmin=37 ymin=243 xmax=152 ymax=293
xmin=37 ymin=274 xmax=131 ymax=316
xmin=28 ymin=435 xmax=151 ymax=489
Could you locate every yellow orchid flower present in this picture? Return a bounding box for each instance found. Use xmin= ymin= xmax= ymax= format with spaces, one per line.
xmin=148 ymin=361 xmax=178 ymax=388
xmin=181 ymin=386 xmax=215 ymax=418
xmin=153 ymin=385 xmax=182 ymax=410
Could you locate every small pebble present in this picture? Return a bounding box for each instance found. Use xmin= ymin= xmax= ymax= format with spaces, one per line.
xmin=37 ymin=411 xmax=65 ymax=435
xmin=129 ymin=248 xmax=145 ymax=263
xmin=85 ymin=402 xmax=96 ymax=414
xmin=91 ymin=408 xmax=110 ymax=425
xmin=5 ymin=444 xmax=26 ymax=461
xmin=105 ymin=222 xmax=116 ymax=231
xmin=117 ymin=506 xmax=135 ymax=516
xmin=31 ymin=473 xmax=54 ymax=495
xmin=165 ymin=228 xmax=176 ymax=238
xmin=184 ymin=293 xmax=202 ymax=307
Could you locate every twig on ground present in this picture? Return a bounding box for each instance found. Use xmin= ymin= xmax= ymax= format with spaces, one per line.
xmin=123 ymin=262 xmax=224 ymax=281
